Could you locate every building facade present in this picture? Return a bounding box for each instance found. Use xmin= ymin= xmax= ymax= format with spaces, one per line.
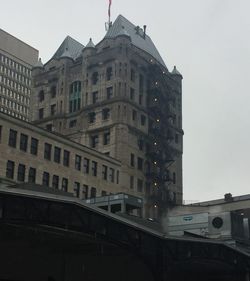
xmin=0 ymin=112 xmax=121 ymax=199
xmin=0 ymin=29 xmax=38 ymax=121
xmin=31 ymin=15 xmax=183 ymax=217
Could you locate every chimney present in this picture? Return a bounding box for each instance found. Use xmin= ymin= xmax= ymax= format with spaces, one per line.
xmin=224 ymin=193 xmax=233 ymax=202
xmin=143 ymin=25 xmax=147 ymax=39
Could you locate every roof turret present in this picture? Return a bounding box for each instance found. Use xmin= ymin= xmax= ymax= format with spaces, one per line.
xmin=172 ymin=66 xmax=182 ymax=77
xmin=33 ymin=58 xmax=44 ymax=69
xmin=85 ymin=38 xmax=95 ymax=49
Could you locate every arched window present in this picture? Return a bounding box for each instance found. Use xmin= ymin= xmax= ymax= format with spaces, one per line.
xmin=69 ymin=81 xmax=81 ymax=113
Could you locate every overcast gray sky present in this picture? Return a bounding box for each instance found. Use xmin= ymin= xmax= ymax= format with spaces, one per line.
xmin=1 ymin=0 xmax=250 ymax=202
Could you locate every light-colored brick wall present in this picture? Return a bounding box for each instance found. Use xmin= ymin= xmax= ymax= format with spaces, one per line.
xmin=0 ymin=112 xmax=121 ymax=198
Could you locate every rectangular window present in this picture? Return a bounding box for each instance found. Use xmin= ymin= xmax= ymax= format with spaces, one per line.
xmin=106 ymin=67 xmax=112 ymax=81
xmin=82 ymin=184 xmax=88 ymax=199
xmin=91 ymin=72 xmax=98 ymax=85
xmin=6 ymin=160 xmax=15 ymax=179
xmin=102 ymin=165 xmax=108 ymax=180
xmin=51 ymin=86 xmax=57 ymax=98
xmin=30 ymin=137 xmax=38 ymax=155
xmin=132 ymin=110 xmax=137 ymax=121
xmin=103 ymin=131 xmax=110 ymax=145
xmin=75 ymin=155 xmax=81 ymax=171
xmin=8 ymin=129 xmax=17 ymax=148
xmin=138 ymin=139 xmax=144 ymax=151
xmin=52 ymin=175 xmax=59 ymax=189
xmin=141 ymin=115 xmax=146 ymax=126
xmin=92 ymin=91 xmax=98 ymax=104
xmin=137 ymin=179 xmax=143 ymax=192
xmin=90 ymin=187 xmax=96 ymax=198
xmin=130 ymin=153 xmax=135 ymax=167
xmin=0 ymin=125 xmax=2 ymax=142
xmin=116 ymin=170 xmax=119 ymax=184
xmin=46 ymin=123 xmax=53 ymax=131
xmin=102 ymin=108 xmax=110 ymax=120
xmin=43 ymin=172 xmax=50 ymax=186
xmin=39 ymin=108 xmax=44 ymax=119
xmin=173 ymin=172 xmax=176 ymax=184
xmin=139 ymin=74 xmax=144 ymax=93
xmin=130 ymin=88 xmax=135 ymax=100
xmin=44 ymin=143 xmax=52 ymax=160
xmin=63 ymin=150 xmax=70 ymax=167
xmin=91 ymin=135 xmax=98 ymax=148
xmin=74 ymin=182 xmax=80 ymax=198
xmin=101 ymin=190 xmax=107 ymax=197
xmin=137 ymin=157 xmax=143 ymax=170
xmin=28 ymin=167 xmax=36 ymax=183
xmin=175 ymin=134 xmax=179 ymax=144
xmin=92 ymin=161 xmax=97 ymax=177
xmin=83 ymin=158 xmax=89 ymax=174
xmin=54 ymin=146 xmax=61 ymax=163
xmin=62 ymin=178 xmax=68 ymax=192
xmin=88 ymin=112 xmax=96 ymax=123
xmin=106 ymin=87 xmax=113 ymax=99
xmin=131 ymin=69 xmax=135 ymax=82
xmin=17 ymin=164 xmax=25 ymax=182
xmin=69 ymin=119 xmax=77 ymax=128
xmin=50 ymin=104 xmax=56 ymax=115
xmin=20 ymin=133 xmax=28 ymax=152
xmin=130 ymin=176 xmax=134 ymax=189
xmin=109 ymin=168 xmax=114 ymax=183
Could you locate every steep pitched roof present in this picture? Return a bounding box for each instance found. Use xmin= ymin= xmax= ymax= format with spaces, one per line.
xmin=52 ymin=36 xmax=84 ymax=60
xmin=105 ymin=15 xmax=167 ymax=68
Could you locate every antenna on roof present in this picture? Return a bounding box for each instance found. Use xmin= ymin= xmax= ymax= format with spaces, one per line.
xmin=105 ymin=0 xmax=112 ymax=31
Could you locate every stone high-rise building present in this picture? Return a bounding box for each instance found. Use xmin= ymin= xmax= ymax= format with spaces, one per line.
xmin=31 ymin=15 xmax=183 ymax=217
xmin=0 ymin=28 xmax=39 ymax=121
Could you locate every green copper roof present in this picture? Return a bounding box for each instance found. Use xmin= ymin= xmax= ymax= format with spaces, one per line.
xmin=105 ymin=15 xmax=167 ymax=68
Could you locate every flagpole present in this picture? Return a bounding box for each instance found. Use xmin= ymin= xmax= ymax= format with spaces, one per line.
xmin=108 ymin=0 xmax=112 ymax=27
xmin=105 ymin=0 xmax=112 ymax=31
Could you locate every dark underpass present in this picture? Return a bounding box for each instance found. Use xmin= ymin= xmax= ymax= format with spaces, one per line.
xmin=0 ymin=186 xmax=249 ymax=281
